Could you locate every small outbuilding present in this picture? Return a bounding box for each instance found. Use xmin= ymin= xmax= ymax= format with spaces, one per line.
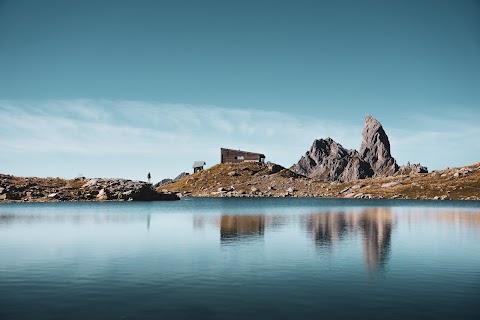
xmin=220 ymin=148 xmax=265 ymax=164
xmin=193 ymin=161 xmax=206 ymax=173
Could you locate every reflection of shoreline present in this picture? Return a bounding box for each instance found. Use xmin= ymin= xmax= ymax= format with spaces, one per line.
xmin=0 ymin=213 xmax=150 ymax=227
xmin=220 ymin=215 xmax=265 ymax=242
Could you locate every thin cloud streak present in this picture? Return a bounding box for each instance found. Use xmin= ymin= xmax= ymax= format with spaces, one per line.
xmin=0 ymin=99 xmax=359 ymax=156
xmin=0 ymin=100 xmax=478 ymax=179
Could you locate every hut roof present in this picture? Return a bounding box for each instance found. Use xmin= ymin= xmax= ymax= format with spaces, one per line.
xmin=193 ymin=161 xmax=206 ymax=168
xmin=221 ymin=148 xmax=265 ymax=158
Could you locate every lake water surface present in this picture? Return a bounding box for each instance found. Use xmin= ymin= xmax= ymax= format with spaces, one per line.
xmin=1 ymin=198 xmax=479 ymax=319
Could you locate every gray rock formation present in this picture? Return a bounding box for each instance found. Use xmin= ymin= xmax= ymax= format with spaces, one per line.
xmin=81 ymin=178 xmax=179 ymax=201
xmin=339 ymin=155 xmax=374 ymax=182
xmin=267 ymin=163 xmax=284 ymax=174
xmin=154 ymin=172 xmax=189 ymax=187
xmin=359 ymin=115 xmax=398 ymax=177
xmin=0 ymin=175 xmax=179 ymax=202
xmin=290 ymin=138 xmax=354 ymax=181
xmin=154 ymin=178 xmax=173 ymax=188
xmin=291 ymin=116 xmax=408 ymax=182
xmin=397 ymin=163 xmax=428 ymax=175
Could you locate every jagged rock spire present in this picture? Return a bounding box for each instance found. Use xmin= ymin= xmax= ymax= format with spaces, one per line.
xmin=290 ymin=115 xmax=399 ymax=182
xmin=359 ymin=115 xmax=398 ymax=177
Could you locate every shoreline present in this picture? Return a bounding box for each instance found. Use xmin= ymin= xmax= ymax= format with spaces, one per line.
xmin=2 ymin=161 xmax=479 ymax=203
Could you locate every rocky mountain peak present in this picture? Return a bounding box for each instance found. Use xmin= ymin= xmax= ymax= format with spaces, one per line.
xmin=359 ymin=115 xmax=398 ymax=177
xmin=291 ymin=137 xmax=355 ymax=182
xmin=308 ymin=138 xmax=349 ymax=159
xmin=291 ymin=115 xmax=406 ymax=182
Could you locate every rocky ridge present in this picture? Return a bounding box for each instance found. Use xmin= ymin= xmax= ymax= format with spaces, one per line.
xmin=291 ymin=116 xmax=405 ymax=182
xmin=154 ymin=172 xmax=189 ymax=188
xmin=0 ymin=175 xmax=179 ymax=202
xmin=160 ymin=161 xmax=480 ymax=201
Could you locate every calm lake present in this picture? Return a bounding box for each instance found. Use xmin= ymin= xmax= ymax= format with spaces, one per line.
xmin=1 ymin=198 xmax=479 ymax=319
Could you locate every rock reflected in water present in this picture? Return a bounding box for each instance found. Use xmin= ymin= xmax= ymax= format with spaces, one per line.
xmin=220 ymin=215 xmax=265 ymax=243
xmin=303 ymin=209 xmax=394 ymax=274
xmin=359 ymin=208 xmax=394 ymax=275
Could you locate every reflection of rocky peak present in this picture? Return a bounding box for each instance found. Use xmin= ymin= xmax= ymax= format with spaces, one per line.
xmin=359 ymin=115 xmax=398 ymax=177
xmin=303 ymin=209 xmax=394 ymax=275
xmin=305 ymin=212 xmax=350 ymax=245
xmin=359 ymin=208 xmax=394 ymax=274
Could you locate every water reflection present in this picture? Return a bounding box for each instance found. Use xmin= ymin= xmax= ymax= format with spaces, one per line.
xmin=2 ymin=203 xmax=480 ymax=277
xmin=220 ymin=215 xmax=265 ymax=243
xmin=359 ymin=209 xmax=394 ymax=274
xmin=302 ymin=209 xmax=394 ymax=274
xmin=0 ymin=212 xmax=148 ymax=225
xmin=304 ymin=212 xmax=353 ymax=246
xmin=1 ymin=201 xmax=480 ymax=320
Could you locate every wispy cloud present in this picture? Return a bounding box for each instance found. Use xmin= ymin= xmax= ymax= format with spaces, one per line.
xmin=387 ymin=111 xmax=480 ymax=169
xmin=0 ymin=100 xmax=478 ymax=179
xmin=0 ymin=99 xmax=360 ymax=158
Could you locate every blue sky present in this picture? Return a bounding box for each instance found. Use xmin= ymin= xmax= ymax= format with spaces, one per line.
xmin=1 ymin=0 xmax=479 ymax=180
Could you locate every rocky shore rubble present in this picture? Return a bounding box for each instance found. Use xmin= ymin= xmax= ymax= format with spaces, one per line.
xmin=0 ymin=175 xmax=179 ymax=202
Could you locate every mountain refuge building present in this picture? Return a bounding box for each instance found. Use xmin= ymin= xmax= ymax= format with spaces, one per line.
xmin=220 ymin=148 xmax=265 ymax=164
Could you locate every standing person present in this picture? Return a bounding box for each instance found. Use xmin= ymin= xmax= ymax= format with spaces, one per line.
xmin=147 ymin=172 xmax=151 ymax=184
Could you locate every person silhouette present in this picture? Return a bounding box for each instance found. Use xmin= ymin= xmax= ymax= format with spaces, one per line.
xmin=147 ymin=172 xmax=151 ymax=184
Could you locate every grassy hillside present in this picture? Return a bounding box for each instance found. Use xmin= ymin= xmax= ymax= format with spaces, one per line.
xmin=159 ymin=162 xmax=480 ymax=200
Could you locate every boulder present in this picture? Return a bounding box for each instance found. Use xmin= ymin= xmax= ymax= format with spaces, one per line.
xmin=381 ymin=181 xmax=401 ymax=188
xmin=268 ymin=163 xmax=284 ymax=174
xmin=82 ymin=179 xmax=99 ymax=188
xmin=351 ymin=184 xmax=365 ymax=190
xmin=96 ymin=188 xmax=109 ymax=200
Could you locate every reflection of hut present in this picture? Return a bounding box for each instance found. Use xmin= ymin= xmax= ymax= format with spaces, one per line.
xmin=220 ymin=148 xmax=265 ymax=163
xmin=220 ymin=215 xmax=265 ymax=241
xmin=193 ymin=161 xmax=206 ymax=173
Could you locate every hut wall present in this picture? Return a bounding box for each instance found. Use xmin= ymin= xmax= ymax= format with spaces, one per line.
xmin=221 ymin=148 xmax=264 ymax=163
